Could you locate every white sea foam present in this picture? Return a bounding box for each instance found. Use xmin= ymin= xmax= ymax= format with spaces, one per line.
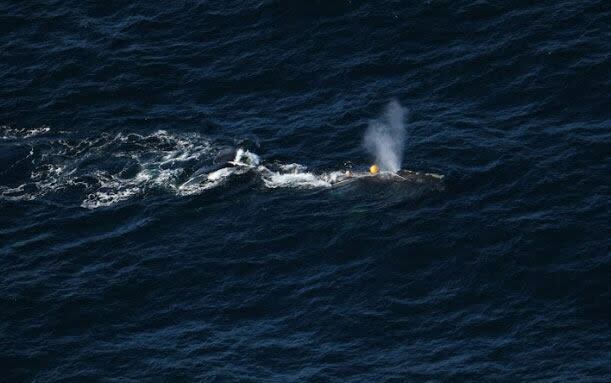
xmin=82 ymin=184 xmax=141 ymax=209
xmin=0 ymin=184 xmax=37 ymax=201
xmin=1 ymin=125 xmax=51 ymax=139
xmin=262 ymin=171 xmax=331 ymax=189
xmin=278 ymin=163 xmax=307 ymax=172
xmin=0 ymin=129 xmax=218 ymax=208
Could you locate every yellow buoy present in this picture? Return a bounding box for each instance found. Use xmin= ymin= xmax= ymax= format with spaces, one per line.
xmin=369 ymin=164 xmax=379 ymax=175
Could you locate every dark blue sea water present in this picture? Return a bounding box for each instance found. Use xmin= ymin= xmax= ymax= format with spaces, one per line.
xmin=1 ymin=1 xmax=610 ymax=381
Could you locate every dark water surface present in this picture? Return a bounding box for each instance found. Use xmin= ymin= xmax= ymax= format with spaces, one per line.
xmin=1 ymin=1 xmax=610 ymax=381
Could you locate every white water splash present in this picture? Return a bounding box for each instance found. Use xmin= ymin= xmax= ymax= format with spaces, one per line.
xmin=230 ymin=148 xmax=261 ymax=167
xmin=363 ymin=100 xmax=407 ymax=172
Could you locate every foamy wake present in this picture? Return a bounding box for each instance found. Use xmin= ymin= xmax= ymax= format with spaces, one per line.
xmin=1 ymin=129 xmax=215 ymax=208
xmin=0 ymin=127 xmax=442 ymax=209
xmin=0 ymin=129 xmax=355 ymax=209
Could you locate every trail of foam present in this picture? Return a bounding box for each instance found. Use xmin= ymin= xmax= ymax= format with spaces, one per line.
xmin=0 ymin=129 xmax=217 ymax=208
xmin=0 ymin=128 xmax=443 ymax=208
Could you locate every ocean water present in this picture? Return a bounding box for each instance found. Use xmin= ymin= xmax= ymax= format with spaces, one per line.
xmin=1 ymin=1 xmax=610 ymax=381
